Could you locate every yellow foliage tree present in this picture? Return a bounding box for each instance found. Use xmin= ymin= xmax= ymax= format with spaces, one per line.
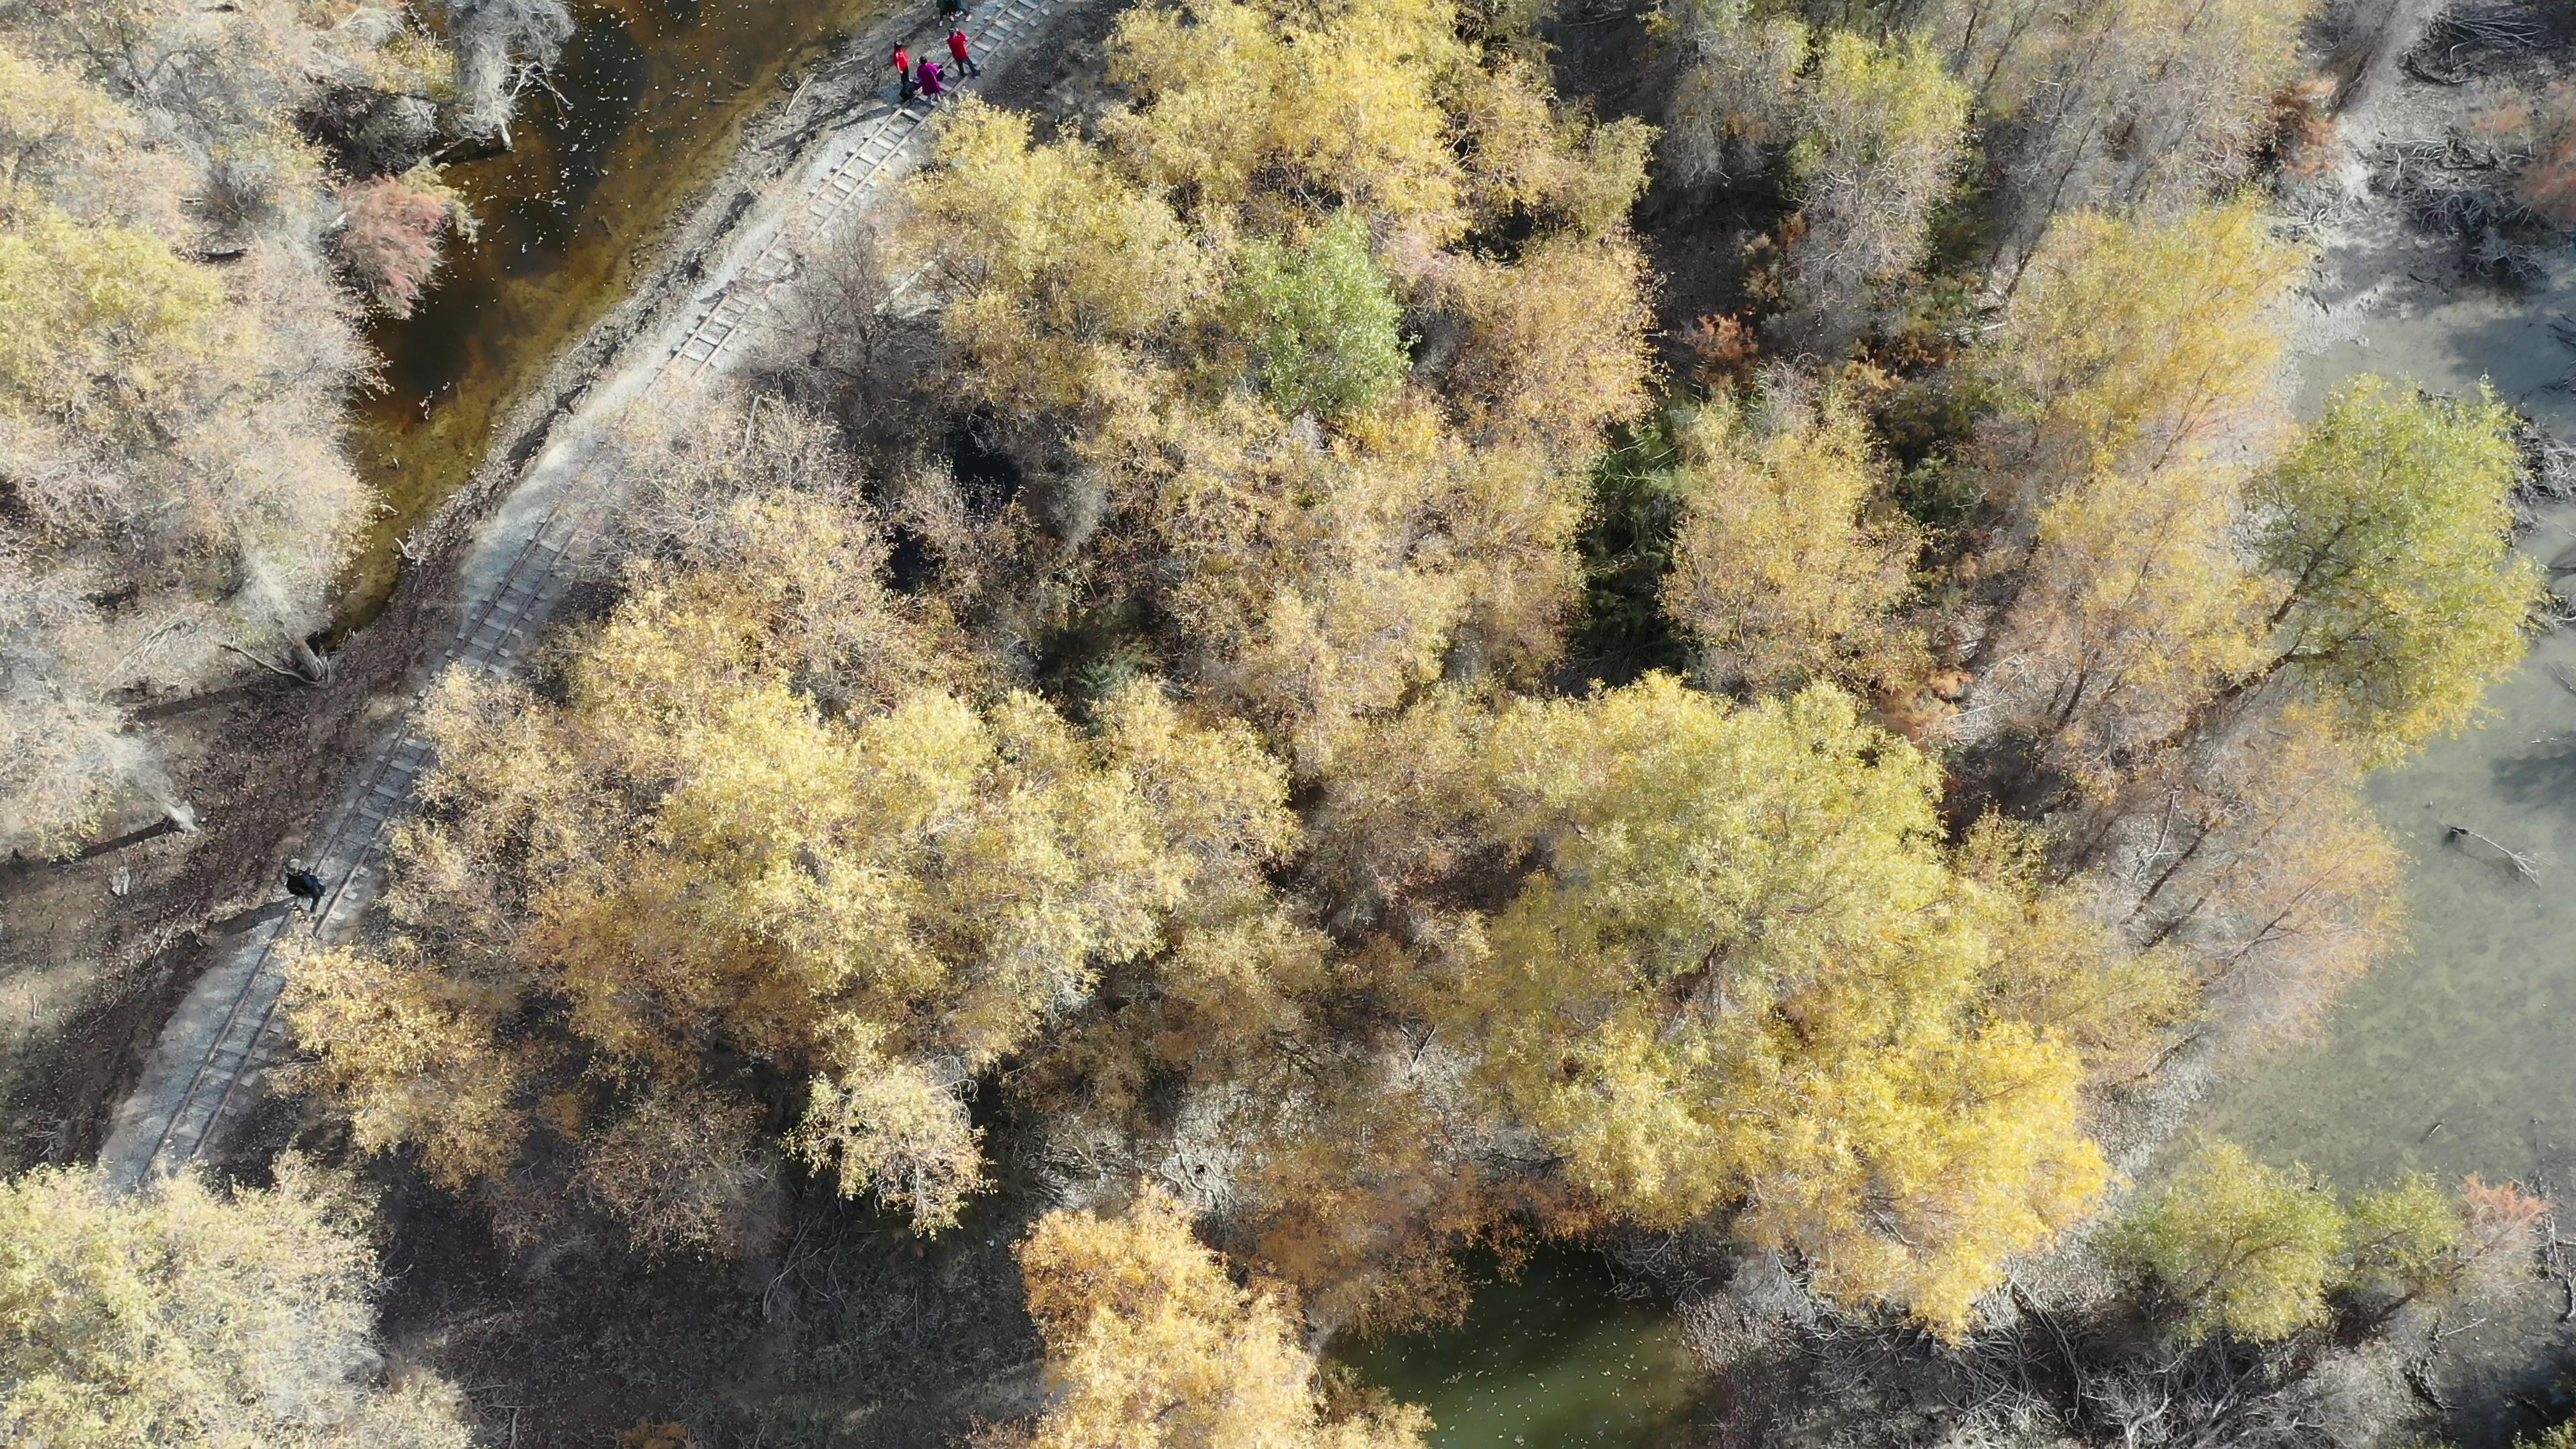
xmin=1998 ymin=459 xmax=2267 ymax=785
xmin=1015 ymin=1185 xmax=1430 ymax=1449
xmin=1982 ymin=200 xmax=2306 ymax=504
xmin=286 ymin=489 xmax=1296 ymax=1248
xmin=1913 ymin=0 xmax=2312 ymax=268
xmin=1775 ymin=31 xmax=1971 ymax=354
xmin=0 ymin=1161 xmax=470 ymax=1449
xmin=1431 ymin=677 xmax=2133 ymax=1334
xmin=900 ymin=0 xmax=1652 ymax=757
xmin=0 ymin=18 xmax=390 ymax=856
xmin=0 ymin=204 xmax=226 ymax=443
xmin=1101 ymin=0 xmax=1479 ymax=248
xmin=1656 ymin=0 xmax=1809 ymax=184
xmin=1660 ymin=377 xmax=1923 ymax=694
xmin=912 ymin=101 xmax=1210 ymax=415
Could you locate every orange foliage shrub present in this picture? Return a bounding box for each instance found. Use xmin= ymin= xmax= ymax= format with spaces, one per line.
xmin=2267 ymin=76 xmax=2340 ymax=180
xmin=333 ymin=173 xmax=454 ymax=317
xmin=2518 ymin=83 xmax=2576 ymax=228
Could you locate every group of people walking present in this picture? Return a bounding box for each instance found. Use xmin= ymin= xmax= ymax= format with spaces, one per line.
xmin=892 ymin=23 xmax=981 ymax=107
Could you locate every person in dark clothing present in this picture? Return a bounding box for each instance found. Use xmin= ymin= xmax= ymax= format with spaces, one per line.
xmin=947 ymin=26 xmax=981 ymax=77
xmin=284 ymin=861 xmax=326 ymax=914
xmin=938 ymin=0 xmax=966 ymax=18
xmin=892 ymin=44 xmax=916 ymax=105
xmin=917 ymin=58 xmax=948 ymax=103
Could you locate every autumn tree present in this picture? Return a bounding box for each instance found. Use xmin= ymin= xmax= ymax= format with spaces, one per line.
xmin=907 ymin=101 xmax=1208 ymax=415
xmin=1014 ymin=1186 xmax=1429 ymax=1449
xmin=1977 ymin=200 xmax=2306 ymax=508
xmin=901 ymin=0 xmax=1653 ymax=765
xmin=1773 ymin=31 xmax=1970 ymax=354
xmin=1656 ymin=0 xmax=1810 ymax=185
xmin=0 ymin=1160 xmax=470 ymax=1448
xmin=2233 ymin=375 xmax=2538 ymax=764
xmin=1904 ymin=0 xmax=2313 ymax=274
xmin=2348 ymin=1177 xmax=2559 ymax=1342
xmin=286 ymin=416 xmax=1298 ymax=1249
xmin=1660 ymin=374 xmax=1923 ymax=694
xmin=0 ymin=4 xmax=481 ymax=855
xmin=1422 ymin=677 xmax=2170 ymax=1334
xmin=1993 ymin=459 xmax=2263 ymax=787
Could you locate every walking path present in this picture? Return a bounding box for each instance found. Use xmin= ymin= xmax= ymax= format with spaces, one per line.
xmin=99 ymin=0 xmax=1064 ymax=1187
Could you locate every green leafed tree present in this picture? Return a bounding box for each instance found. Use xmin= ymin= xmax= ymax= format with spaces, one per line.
xmin=2239 ymin=374 xmax=2540 ymax=763
xmin=1225 ymin=209 xmax=1410 ymax=420
xmin=2110 ymin=1140 xmax=2347 ymax=1344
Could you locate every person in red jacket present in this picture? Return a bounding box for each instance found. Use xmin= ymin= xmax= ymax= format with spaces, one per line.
xmin=892 ymin=44 xmax=917 ymax=105
xmin=947 ymin=26 xmax=981 ymax=78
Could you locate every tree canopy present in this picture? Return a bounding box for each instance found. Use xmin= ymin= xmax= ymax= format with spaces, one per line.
xmin=0 ymin=1161 xmax=469 ymax=1449
xmin=1016 ymin=1186 xmax=1430 ymax=1449
xmin=2244 ymin=375 xmax=2538 ymax=762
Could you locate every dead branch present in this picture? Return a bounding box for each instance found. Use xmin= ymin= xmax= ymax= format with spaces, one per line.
xmin=2544 ymin=1207 xmax=2576 ymax=1324
xmin=2403 ymin=1356 xmax=2449 ymax=1411
xmin=219 ymin=640 xmax=317 ymax=683
xmin=2443 ymin=824 xmax=2545 ymax=886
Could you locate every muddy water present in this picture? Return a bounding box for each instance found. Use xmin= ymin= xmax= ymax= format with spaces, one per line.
xmin=339 ymin=0 xmax=894 ymax=627
xmin=1338 ymin=1254 xmax=1711 ymax=1448
xmin=2196 ymin=244 xmax=2576 ymax=1192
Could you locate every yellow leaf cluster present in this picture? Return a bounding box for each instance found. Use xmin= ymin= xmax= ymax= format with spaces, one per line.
xmin=901 ymin=0 xmax=1653 ymax=765
xmin=1016 ymin=1185 xmax=1430 ymax=1449
xmin=1419 ymin=678 xmax=2126 ymax=1334
xmin=287 ymin=490 xmax=1297 ymax=1242
xmin=1661 ymin=380 xmax=1923 ymax=694
xmin=0 ymin=1161 xmax=470 ymax=1448
xmin=1985 ymin=200 xmax=2306 ymax=497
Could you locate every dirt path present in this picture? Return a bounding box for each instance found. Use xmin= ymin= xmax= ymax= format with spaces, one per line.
xmin=98 ymin=0 xmax=1072 ymax=1187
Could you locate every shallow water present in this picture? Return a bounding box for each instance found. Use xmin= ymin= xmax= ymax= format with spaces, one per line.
xmin=337 ymin=0 xmax=892 ymax=628
xmin=1337 ymin=1254 xmax=1711 ymax=1448
xmin=2198 ymin=246 xmax=2576 ymax=1192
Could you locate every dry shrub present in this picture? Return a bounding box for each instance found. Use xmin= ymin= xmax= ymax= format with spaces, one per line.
xmin=333 ymin=172 xmax=455 ymax=316
xmin=2267 ymin=75 xmax=2341 ymax=180
xmin=1676 ymin=312 xmax=1760 ymax=390
xmin=2515 ymin=83 xmax=2576 ymax=228
xmin=2458 ymin=1174 xmax=2548 ymax=1297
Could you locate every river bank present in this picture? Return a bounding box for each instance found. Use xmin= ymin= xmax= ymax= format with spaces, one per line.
xmin=337 ymin=0 xmax=911 ymax=631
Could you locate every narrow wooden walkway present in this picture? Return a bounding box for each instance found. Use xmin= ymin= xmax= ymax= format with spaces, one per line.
xmin=99 ymin=0 xmax=1064 ymax=1186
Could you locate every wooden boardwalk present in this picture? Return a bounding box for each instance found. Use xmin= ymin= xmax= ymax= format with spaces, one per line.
xmin=99 ymin=0 xmax=1063 ymax=1185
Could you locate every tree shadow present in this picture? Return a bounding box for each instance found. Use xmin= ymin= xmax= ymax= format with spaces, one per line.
xmin=2489 ymin=735 xmax=2576 ymax=818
